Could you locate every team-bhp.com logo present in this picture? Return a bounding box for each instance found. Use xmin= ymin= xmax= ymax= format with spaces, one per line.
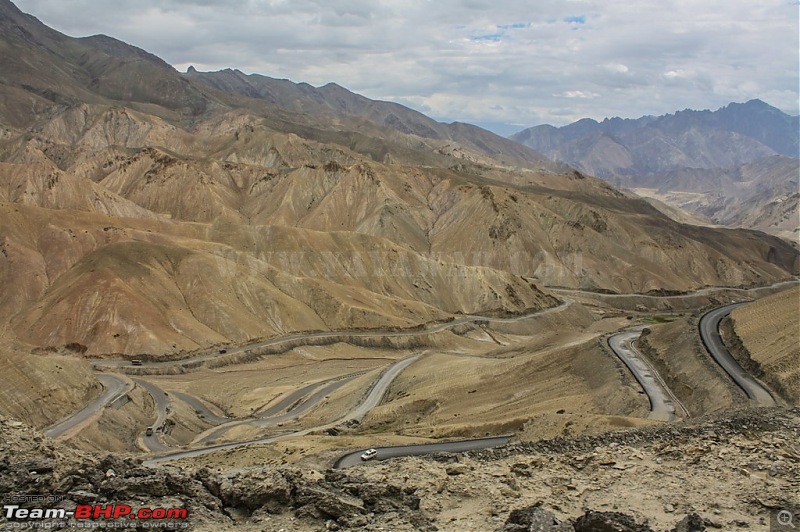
xmin=3 ymin=500 xmax=189 ymax=529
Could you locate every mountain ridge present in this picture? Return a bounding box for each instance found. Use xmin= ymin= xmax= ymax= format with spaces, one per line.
xmin=0 ymin=0 xmax=557 ymax=173
xmin=511 ymin=100 xmax=799 ymax=239
xmin=0 ymin=0 xmax=796 ymax=359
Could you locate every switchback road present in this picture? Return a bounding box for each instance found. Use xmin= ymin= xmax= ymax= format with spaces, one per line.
xmin=133 ymin=378 xmax=172 ymax=452
xmin=44 ymin=374 xmax=131 ymax=439
xmin=608 ymin=328 xmax=688 ymax=421
xmin=699 ymin=303 xmax=776 ymax=406
xmin=170 ymin=391 xmax=230 ymax=426
xmin=196 ymin=373 xmax=362 ymax=444
xmin=143 ymin=355 xmax=421 ymax=464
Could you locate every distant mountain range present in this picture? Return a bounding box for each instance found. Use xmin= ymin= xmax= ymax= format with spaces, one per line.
xmin=0 ymin=0 xmax=796 ymax=357
xmin=511 ymin=101 xmax=799 ymax=240
xmin=0 ymin=0 xmax=556 ymax=172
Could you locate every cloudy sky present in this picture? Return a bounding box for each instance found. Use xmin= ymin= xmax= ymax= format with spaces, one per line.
xmin=18 ymin=0 xmax=800 ymax=134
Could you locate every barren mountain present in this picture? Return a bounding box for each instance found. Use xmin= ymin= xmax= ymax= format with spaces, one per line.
xmin=633 ymin=156 xmax=800 ymax=240
xmin=1 ymin=5 xmax=799 ymax=530
xmin=511 ymin=101 xmax=800 ymax=238
xmin=512 ymin=100 xmax=798 ymax=176
xmin=0 ymin=0 xmax=796 ymax=361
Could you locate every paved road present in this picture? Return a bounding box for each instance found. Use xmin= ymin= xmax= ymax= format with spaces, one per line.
xmin=170 ymin=391 xmax=230 ymax=425
xmin=93 ymin=300 xmax=573 ymax=372
xmin=608 ymin=328 xmax=688 ymax=421
xmin=144 ymin=355 xmax=422 ymax=465
xmin=196 ymin=374 xmax=360 ymax=444
xmin=346 ymin=355 xmax=420 ymax=422
xmin=552 ymin=278 xmax=799 ymax=301
xmin=254 ymin=381 xmax=327 ymax=418
xmin=699 ymin=303 xmax=776 ymax=406
xmin=133 ymin=378 xmax=172 ymax=452
xmin=333 ymin=436 xmax=512 ymax=469
xmin=44 ymin=375 xmax=132 ymax=439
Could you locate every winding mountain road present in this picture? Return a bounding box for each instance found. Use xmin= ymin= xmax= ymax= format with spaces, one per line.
xmin=608 ymin=328 xmax=688 ymax=421
xmin=699 ymin=303 xmax=776 ymax=406
xmin=92 ymin=299 xmax=573 ymax=372
xmin=133 ymin=378 xmax=172 ymax=452
xmin=49 ymin=281 xmax=794 ymax=468
xmin=44 ymin=374 xmax=132 ymax=439
xmin=143 ymin=354 xmax=422 ymax=465
xmin=50 ymin=297 xmax=573 ymax=449
xmin=170 ymin=391 xmax=230 ymax=426
xmin=196 ymin=373 xmax=363 ymax=444
xmin=551 ymin=278 xmax=799 ymax=301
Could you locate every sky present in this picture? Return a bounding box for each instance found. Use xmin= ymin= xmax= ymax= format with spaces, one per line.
xmin=17 ymin=0 xmax=800 ymax=135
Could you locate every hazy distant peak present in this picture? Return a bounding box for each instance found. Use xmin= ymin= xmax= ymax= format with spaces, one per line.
xmin=512 ymin=100 xmax=799 ymax=165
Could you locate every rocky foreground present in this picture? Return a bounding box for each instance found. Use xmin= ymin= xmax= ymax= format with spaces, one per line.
xmin=1 ymin=408 xmax=798 ymax=531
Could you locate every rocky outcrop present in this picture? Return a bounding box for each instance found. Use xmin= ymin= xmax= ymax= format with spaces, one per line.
xmin=4 ymin=407 xmax=799 ymax=530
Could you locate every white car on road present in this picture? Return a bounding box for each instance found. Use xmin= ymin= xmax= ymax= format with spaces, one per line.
xmin=360 ymin=448 xmax=377 ymax=461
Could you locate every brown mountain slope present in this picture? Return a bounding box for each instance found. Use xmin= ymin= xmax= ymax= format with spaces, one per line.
xmin=0 ymin=0 xmax=558 ymax=174
xmin=2 ymin=105 xmax=796 ymax=294
xmin=0 ymin=204 xmax=554 ymax=356
xmin=186 ymin=68 xmax=561 ymax=170
xmin=0 ymin=162 xmax=159 ymax=218
xmin=0 ymin=0 xmax=796 ymax=361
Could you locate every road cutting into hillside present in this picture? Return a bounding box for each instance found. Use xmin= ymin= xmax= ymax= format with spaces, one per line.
xmin=133 ymin=378 xmax=172 ymax=452
xmin=195 ymin=372 xmax=366 ymax=445
xmin=143 ymin=354 xmax=422 ymax=464
xmin=170 ymin=391 xmax=230 ymax=425
xmin=92 ymin=299 xmax=574 ymax=372
xmin=699 ymin=303 xmax=776 ymax=406
xmin=50 ymin=298 xmax=574 ymax=443
xmin=48 ymin=280 xmax=795 ymax=463
xmin=44 ymin=374 xmax=132 ymax=440
xmin=608 ymin=327 xmax=688 ymax=421
xmin=333 ymin=436 xmax=513 ymax=469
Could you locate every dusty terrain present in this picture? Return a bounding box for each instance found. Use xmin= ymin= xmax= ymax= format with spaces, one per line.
xmin=0 ymin=342 xmax=97 ymax=427
xmin=0 ymin=4 xmax=798 ymax=531
xmin=725 ymin=286 xmax=800 ymax=402
xmin=56 ymin=306 xmax=656 ymax=457
xmin=2 ymin=408 xmax=798 ymax=531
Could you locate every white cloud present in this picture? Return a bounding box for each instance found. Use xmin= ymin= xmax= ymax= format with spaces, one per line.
xmin=16 ymin=0 xmax=800 ymax=130
xmin=607 ymin=63 xmax=629 ymax=74
xmin=562 ymin=90 xmax=601 ymax=99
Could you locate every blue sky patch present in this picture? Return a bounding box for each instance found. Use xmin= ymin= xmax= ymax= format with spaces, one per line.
xmin=564 ymin=15 xmax=587 ymax=24
xmin=471 ymin=22 xmax=530 ymax=42
xmin=471 ymin=32 xmax=503 ymax=42
xmin=497 ymin=22 xmax=531 ymax=30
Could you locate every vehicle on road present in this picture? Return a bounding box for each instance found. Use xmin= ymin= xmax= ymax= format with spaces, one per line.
xmin=131 ymin=360 xmax=143 ymax=366
xmin=360 ymin=448 xmax=377 ymax=461
xmin=145 ymin=427 xmax=153 ymax=436
xmin=218 ymin=348 xmax=227 ymax=354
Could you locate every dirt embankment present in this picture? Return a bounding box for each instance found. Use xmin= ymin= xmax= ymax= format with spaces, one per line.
xmin=0 ymin=349 xmax=99 ymax=429
xmin=636 ymin=318 xmax=741 ymax=416
xmin=719 ymin=318 xmax=786 ymax=401
xmin=722 ymin=287 xmax=800 ymax=405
